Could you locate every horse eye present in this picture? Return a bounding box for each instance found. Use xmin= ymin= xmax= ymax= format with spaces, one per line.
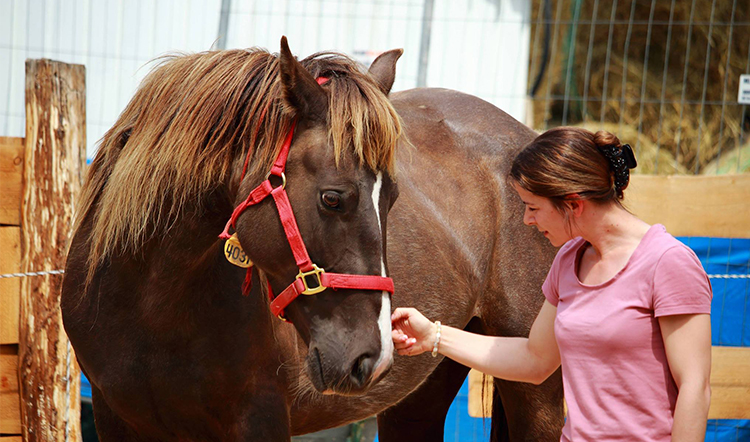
xmin=321 ymin=191 xmax=341 ymax=209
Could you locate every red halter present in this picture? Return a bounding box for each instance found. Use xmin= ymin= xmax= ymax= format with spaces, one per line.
xmin=219 ymin=77 xmax=395 ymax=320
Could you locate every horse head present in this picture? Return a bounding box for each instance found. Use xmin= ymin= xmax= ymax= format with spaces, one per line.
xmin=231 ymin=37 xmax=403 ymax=394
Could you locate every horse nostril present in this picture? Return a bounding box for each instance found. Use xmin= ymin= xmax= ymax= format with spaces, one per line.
xmin=313 ymin=347 xmax=326 ymax=385
xmin=350 ymin=353 xmax=375 ymax=388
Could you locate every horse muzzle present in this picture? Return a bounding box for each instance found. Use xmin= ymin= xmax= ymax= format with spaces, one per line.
xmin=306 ymin=293 xmax=393 ymax=395
xmin=307 ymin=347 xmax=393 ymax=396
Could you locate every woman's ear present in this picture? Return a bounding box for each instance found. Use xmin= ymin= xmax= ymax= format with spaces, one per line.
xmin=565 ymin=194 xmax=584 ymax=218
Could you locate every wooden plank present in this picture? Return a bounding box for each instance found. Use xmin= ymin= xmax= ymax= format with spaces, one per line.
xmin=0 ymin=438 xmax=22 ymax=442
xmin=469 ymin=346 xmax=750 ymax=419
xmin=626 ymin=175 xmax=750 ymax=239
xmin=708 ymin=346 xmax=750 ymax=419
xmin=18 ymin=59 xmax=85 ymax=442
xmin=467 ymin=368 xmax=492 ymax=418
xmin=0 ymin=347 xmax=21 ymax=435
xmin=0 ymin=228 xmax=21 ymax=345
xmin=0 ymin=137 xmax=24 ymax=226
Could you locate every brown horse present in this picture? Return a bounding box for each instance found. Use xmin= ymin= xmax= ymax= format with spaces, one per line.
xmin=61 ymin=38 xmax=563 ymax=441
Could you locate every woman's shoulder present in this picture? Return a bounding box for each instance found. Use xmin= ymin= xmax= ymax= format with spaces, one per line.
xmin=639 ymin=224 xmax=699 ymax=264
xmin=644 ymin=225 xmax=712 ymax=313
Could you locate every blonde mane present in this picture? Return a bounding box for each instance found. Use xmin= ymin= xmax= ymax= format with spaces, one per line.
xmin=76 ymin=48 xmax=402 ymax=282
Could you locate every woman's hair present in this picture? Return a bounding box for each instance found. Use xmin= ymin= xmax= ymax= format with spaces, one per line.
xmin=509 ymin=126 xmax=636 ymax=213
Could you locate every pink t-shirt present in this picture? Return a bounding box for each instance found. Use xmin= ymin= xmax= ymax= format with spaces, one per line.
xmin=542 ymin=224 xmax=712 ymax=442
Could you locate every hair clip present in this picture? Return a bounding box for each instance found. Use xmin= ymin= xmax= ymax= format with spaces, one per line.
xmin=620 ymin=144 xmax=637 ymax=169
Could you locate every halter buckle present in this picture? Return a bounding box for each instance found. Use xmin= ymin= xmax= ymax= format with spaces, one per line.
xmin=266 ymin=172 xmax=286 ymax=190
xmin=297 ymin=264 xmax=326 ymax=295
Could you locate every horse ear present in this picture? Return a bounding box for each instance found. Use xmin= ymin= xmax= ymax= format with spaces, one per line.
xmin=368 ymin=49 xmax=403 ymax=95
xmin=279 ymin=36 xmax=327 ymax=122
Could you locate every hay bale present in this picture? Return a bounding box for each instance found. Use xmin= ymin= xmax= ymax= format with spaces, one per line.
xmin=578 ymin=122 xmax=688 ymax=175
xmin=701 ymin=141 xmax=750 ymax=175
xmin=528 ymin=0 xmax=750 ymax=174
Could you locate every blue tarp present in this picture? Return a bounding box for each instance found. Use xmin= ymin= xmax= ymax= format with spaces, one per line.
xmin=683 ymin=237 xmax=750 ymax=441
xmin=685 ymin=237 xmax=750 ymax=347
xmin=81 ymin=237 xmax=750 ymax=441
xmin=81 ymin=373 xmax=91 ymax=399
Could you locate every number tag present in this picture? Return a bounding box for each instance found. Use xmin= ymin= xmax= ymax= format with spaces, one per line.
xmin=224 ymin=234 xmax=253 ymax=268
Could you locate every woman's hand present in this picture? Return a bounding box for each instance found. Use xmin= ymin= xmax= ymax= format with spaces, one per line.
xmin=391 ymin=307 xmax=437 ymax=356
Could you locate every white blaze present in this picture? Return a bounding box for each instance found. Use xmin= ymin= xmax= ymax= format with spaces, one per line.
xmin=370 ymin=172 xmax=393 ymax=380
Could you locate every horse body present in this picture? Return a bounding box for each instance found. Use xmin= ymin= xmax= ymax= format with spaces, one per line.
xmin=62 ymin=40 xmax=563 ymax=441
xmin=288 ymin=88 xmax=564 ymax=440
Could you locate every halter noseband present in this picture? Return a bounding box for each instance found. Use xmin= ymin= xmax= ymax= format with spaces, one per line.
xmin=219 ymin=77 xmax=395 ymax=321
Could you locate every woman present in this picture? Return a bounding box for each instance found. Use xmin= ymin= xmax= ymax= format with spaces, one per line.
xmin=392 ymin=127 xmax=712 ymax=442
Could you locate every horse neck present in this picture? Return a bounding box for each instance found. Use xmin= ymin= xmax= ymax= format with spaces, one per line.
xmin=134 ymin=193 xmax=273 ymax=334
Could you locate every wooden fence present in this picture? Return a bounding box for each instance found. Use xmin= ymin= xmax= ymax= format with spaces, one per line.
xmin=0 ymin=59 xmax=85 ymax=442
xmin=469 ymin=173 xmax=750 ymax=420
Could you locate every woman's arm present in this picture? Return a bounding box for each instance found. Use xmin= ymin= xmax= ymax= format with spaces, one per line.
xmin=659 ymin=313 xmax=712 ymax=442
xmin=392 ymin=301 xmax=561 ymax=384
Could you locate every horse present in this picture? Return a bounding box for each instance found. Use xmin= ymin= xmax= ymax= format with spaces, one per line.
xmin=61 ymin=37 xmax=564 ymax=441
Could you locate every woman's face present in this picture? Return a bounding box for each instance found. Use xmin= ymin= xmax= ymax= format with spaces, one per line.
xmin=512 ymin=183 xmax=573 ymax=247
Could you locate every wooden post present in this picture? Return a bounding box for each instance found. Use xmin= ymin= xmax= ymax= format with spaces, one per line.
xmin=19 ymin=59 xmax=85 ymax=442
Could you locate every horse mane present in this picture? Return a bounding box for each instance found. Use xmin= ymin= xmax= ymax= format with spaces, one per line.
xmin=75 ymin=47 xmax=402 ymax=283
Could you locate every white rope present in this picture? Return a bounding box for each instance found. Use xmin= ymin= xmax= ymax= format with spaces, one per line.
xmin=0 ymin=269 xmax=748 ymax=279
xmin=0 ymin=269 xmax=65 ymax=279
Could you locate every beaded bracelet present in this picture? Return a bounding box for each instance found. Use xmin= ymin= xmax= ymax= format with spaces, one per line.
xmin=431 ymin=321 xmax=442 ymax=357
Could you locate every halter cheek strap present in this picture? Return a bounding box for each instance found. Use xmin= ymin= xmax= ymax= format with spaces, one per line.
xmin=219 ymin=77 xmax=395 ymax=321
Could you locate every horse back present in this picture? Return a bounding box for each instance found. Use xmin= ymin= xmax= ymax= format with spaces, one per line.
xmin=389 ymin=88 xmax=556 ymax=335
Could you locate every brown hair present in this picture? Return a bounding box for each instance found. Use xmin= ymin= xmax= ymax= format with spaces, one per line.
xmin=509 ymin=126 xmax=631 ymax=213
